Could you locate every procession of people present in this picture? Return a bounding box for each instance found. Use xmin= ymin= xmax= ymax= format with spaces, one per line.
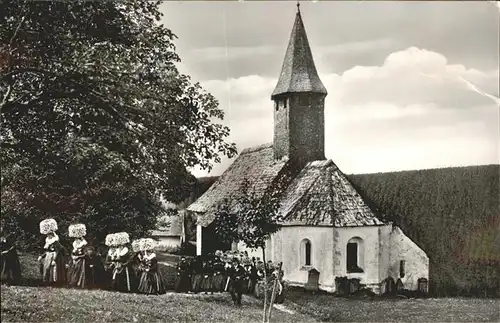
xmin=174 ymin=250 xmax=285 ymax=306
xmin=1 ymin=218 xmax=285 ymax=305
xmin=1 ymin=218 xmax=168 ymax=295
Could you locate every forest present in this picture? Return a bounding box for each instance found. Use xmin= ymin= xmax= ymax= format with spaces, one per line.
xmin=349 ymin=164 xmax=500 ymax=297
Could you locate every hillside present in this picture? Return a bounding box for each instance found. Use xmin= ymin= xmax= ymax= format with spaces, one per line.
xmin=348 ymin=164 xmax=500 ymax=296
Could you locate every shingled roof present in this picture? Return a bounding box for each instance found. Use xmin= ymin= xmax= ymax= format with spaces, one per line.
xmin=187 ymin=143 xmax=290 ymax=226
xmin=279 ymin=160 xmax=385 ymax=227
xmin=188 ymin=148 xmax=385 ymax=228
xmin=271 ymin=6 xmax=327 ymax=99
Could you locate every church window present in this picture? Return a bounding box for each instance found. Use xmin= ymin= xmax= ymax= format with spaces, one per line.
xmin=275 ymin=100 xmax=279 ymax=111
xmin=346 ymin=237 xmax=364 ymax=273
xmin=300 ymin=238 xmax=312 ymax=266
xmin=399 ymin=260 xmax=405 ymax=278
xmin=305 ymin=241 xmax=311 ymax=265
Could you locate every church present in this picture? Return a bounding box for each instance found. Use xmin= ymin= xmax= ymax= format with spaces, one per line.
xmin=187 ymin=5 xmax=429 ymax=294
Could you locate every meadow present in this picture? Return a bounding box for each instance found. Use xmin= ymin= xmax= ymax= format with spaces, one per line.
xmin=1 ymin=253 xmax=499 ymax=322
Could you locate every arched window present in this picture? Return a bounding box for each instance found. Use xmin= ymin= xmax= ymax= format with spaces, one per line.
xmin=300 ymin=239 xmax=312 ymax=266
xmin=346 ymin=237 xmax=364 ymax=273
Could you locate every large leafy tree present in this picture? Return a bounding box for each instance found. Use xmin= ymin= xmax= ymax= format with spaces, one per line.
xmin=0 ymin=0 xmax=236 ymax=249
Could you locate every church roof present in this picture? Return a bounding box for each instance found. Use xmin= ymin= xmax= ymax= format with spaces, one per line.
xmin=271 ymin=7 xmax=327 ymax=99
xmin=187 ymin=143 xmax=290 ymax=225
xmin=188 ymin=145 xmax=385 ymax=228
xmin=279 ymin=160 xmax=385 ymax=227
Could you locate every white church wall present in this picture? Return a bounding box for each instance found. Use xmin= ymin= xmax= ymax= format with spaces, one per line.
xmin=271 ymin=226 xmax=335 ymax=291
xmin=378 ymin=225 xmax=393 ymax=283
xmin=334 ymin=226 xmax=386 ymax=290
xmin=389 ymin=226 xmax=429 ymax=291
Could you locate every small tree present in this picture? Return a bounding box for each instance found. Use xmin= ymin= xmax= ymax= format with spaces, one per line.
xmin=212 ymin=178 xmax=284 ymax=323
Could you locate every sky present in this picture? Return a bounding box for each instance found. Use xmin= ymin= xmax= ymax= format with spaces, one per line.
xmin=159 ymin=1 xmax=499 ymax=177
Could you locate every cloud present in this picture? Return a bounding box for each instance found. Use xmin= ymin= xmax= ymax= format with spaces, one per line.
xmin=189 ymin=47 xmax=499 ymax=177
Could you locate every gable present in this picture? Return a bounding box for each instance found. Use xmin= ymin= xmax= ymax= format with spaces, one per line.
xmin=280 ymin=160 xmax=385 ymax=227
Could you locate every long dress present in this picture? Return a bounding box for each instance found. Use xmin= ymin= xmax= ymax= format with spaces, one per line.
xmin=137 ymin=252 xmax=166 ymax=295
xmin=200 ymin=261 xmax=213 ymax=293
xmin=109 ymin=246 xmax=136 ymax=293
xmin=67 ymin=239 xmax=97 ymax=288
xmin=190 ymin=258 xmax=203 ymax=293
xmin=175 ymin=259 xmax=191 ymax=293
xmin=39 ymin=234 xmax=67 ymax=286
xmin=84 ymin=245 xmax=106 ymax=289
xmin=212 ymin=260 xmax=226 ymax=293
xmin=0 ymin=235 xmax=22 ymax=285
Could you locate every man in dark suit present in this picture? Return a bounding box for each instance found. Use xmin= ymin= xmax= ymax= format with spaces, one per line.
xmin=230 ymin=258 xmax=247 ymax=306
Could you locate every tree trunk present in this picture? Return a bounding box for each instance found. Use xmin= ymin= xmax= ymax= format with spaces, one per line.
xmin=262 ymin=246 xmax=268 ymax=323
xmin=267 ymin=270 xmax=278 ymax=321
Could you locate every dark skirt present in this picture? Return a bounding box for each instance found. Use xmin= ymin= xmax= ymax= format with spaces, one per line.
xmin=212 ymin=274 xmax=225 ymax=292
xmin=201 ymin=275 xmax=212 ymax=291
xmin=0 ymin=249 xmax=21 ymax=284
xmin=191 ymin=274 xmax=203 ymax=292
xmin=138 ymin=271 xmax=166 ymax=295
xmin=111 ymin=266 xmax=135 ymax=293
xmin=67 ymin=257 xmax=87 ymax=288
xmin=175 ymin=273 xmax=191 ymax=293
xmin=40 ymin=251 xmax=67 ymax=286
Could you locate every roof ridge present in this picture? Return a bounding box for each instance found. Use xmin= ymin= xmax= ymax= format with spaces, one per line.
xmin=240 ymin=142 xmax=273 ymax=154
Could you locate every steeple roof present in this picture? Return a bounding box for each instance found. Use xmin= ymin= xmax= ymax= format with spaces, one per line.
xmin=271 ymin=5 xmax=327 ymax=99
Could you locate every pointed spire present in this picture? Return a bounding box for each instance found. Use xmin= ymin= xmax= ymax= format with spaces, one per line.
xmin=271 ymin=5 xmax=327 ymax=99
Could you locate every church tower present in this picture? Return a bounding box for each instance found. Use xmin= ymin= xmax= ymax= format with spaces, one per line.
xmin=271 ymin=4 xmax=327 ymax=166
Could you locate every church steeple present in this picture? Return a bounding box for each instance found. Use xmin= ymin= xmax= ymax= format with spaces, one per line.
xmin=271 ymin=4 xmax=327 ymax=99
xmin=272 ymin=5 xmax=327 ymax=166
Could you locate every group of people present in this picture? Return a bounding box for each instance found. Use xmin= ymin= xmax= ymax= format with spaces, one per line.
xmin=1 ymin=218 xmax=167 ymax=295
xmin=1 ymin=218 xmax=285 ymax=306
xmin=175 ymin=250 xmax=285 ymax=306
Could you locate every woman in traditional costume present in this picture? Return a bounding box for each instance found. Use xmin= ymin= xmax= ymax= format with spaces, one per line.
xmin=104 ymin=233 xmax=115 ymax=288
xmin=190 ymin=256 xmax=203 ymax=293
xmin=137 ymin=238 xmax=166 ymax=295
xmin=38 ymin=218 xmax=67 ymax=286
xmin=201 ymin=258 xmax=214 ymax=294
xmin=108 ymin=232 xmax=136 ymax=293
xmin=175 ymin=256 xmax=191 ymax=293
xmin=212 ymin=255 xmax=226 ymax=293
xmin=67 ymin=223 xmax=95 ymax=288
xmin=130 ymin=239 xmax=143 ymax=278
xmin=1 ymin=231 xmax=22 ymax=285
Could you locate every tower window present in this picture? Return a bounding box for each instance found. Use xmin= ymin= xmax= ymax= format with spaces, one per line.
xmin=275 ymin=101 xmax=279 ymax=111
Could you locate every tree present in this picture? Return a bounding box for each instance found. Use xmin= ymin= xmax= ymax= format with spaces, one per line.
xmin=0 ymin=0 xmax=237 ymax=249
xmin=213 ymin=177 xmax=284 ymax=323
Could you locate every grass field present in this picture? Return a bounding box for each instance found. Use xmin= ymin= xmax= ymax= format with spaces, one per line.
xmin=285 ymin=288 xmax=500 ymax=322
xmin=2 ymin=253 xmax=499 ymax=322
